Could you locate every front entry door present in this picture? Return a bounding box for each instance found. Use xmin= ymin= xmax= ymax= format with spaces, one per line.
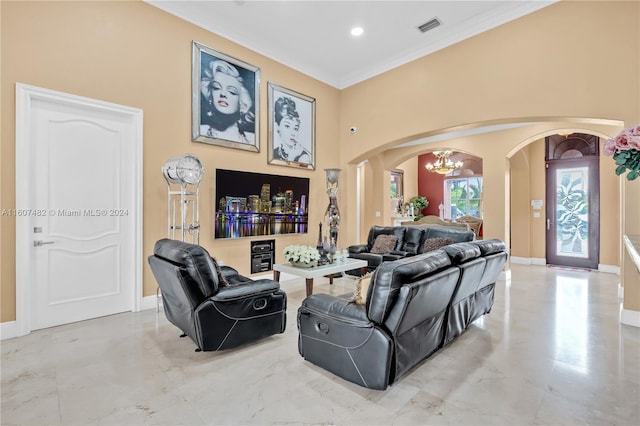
xmin=16 ymin=84 xmax=142 ymax=333
xmin=545 ymin=157 xmax=600 ymax=269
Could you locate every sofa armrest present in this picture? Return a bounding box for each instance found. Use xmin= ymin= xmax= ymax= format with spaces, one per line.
xmin=389 ymin=250 xmax=412 ymax=257
xmin=297 ymin=294 xmax=393 ymax=390
xmin=219 ymin=265 xmax=255 ymax=285
xmin=212 ymin=279 xmax=280 ymax=301
xmin=300 ymin=294 xmax=370 ymax=326
xmin=220 ymin=265 xmax=239 ymax=276
xmin=348 ymin=244 xmax=370 ymax=254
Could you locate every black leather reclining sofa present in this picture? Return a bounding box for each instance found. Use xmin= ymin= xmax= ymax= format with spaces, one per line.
xmin=348 ymin=225 xmax=475 ymax=273
xmin=297 ymin=239 xmax=508 ymax=390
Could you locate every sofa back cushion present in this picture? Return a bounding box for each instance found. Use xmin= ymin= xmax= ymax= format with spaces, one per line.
xmin=424 ymin=227 xmax=474 ymax=243
xmin=441 ymin=242 xmax=486 ymax=305
xmin=473 ymin=239 xmax=507 ymax=256
xmin=399 ymin=226 xmax=425 ymax=255
xmin=473 ymin=239 xmax=508 ymax=288
xmin=367 ymin=225 xmax=405 ymax=251
xmin=366 ymin=250 xmax=451 ymax=324
xmin=153 ymin=238 xmax=220 ymax=300
xmin=441 ymin=242 xmax=482 ymax=265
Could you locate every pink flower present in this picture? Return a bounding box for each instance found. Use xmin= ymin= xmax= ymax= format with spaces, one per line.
xmin=607 ymin=124 xmax=640 ymax=181
xmin=603 ymin=138 xmax=617 ymax=156
xmin=615 ymin=131 xmax=632 ymax=151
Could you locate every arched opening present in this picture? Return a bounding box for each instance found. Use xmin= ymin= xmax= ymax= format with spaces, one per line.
xmin=349 ymin=118 xmax=622 ymax=273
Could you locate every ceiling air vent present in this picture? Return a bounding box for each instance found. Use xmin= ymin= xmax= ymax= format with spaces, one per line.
xmin=418 ymin=18 xmax=441 ymax=33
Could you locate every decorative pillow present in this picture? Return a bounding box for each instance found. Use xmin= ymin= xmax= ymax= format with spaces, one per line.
xmin=212 ymin=257 xmax=231 ymax=287
xmin=370 ymin=234 xmax=398 ymax=254
xmin=422 ymin=237 xmax=454 ymax=253
xmin=352 ymin=272 xmax=373 ymax=305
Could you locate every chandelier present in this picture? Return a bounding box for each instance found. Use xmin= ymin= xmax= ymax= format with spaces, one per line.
xmin=425 ymin=150 xmax=463 ymax=174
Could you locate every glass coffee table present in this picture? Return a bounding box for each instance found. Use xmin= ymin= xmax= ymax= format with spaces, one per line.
xmin=273 ymin=258 xmax=368 ymax=297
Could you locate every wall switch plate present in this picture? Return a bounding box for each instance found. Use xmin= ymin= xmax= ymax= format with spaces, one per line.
xmin=533 ymin=212 xmax=540 ymax=218
xmin=375 ymin=211 xmax=381 ymax=217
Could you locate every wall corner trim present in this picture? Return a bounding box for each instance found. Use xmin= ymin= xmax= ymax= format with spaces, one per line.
xmin=618 ymin=284 xmax=624 ymax=300
xmin=598 ymin=264 xmax=620 ymax=274
xmin=0 ymin=321 xmax=18 ymax=341
xmin=620 ymin=307 xmax=640 ymax=328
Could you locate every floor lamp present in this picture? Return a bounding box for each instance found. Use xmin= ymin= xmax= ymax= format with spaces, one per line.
xmin=157 ymin=154 xmax=204 ymax=310
xmin=162 ymin=154 xmax=204 ymax=244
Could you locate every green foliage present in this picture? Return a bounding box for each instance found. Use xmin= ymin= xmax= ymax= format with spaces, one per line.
xmin=613 ymin=150 xmax=640 ymax=181
xmin=408 ymin=196 xmax=428 ymax=220
xmin=613 ymin=149 xmax=640 ymax=180
xmin=448 ymin=177 xmax=483 ymax=218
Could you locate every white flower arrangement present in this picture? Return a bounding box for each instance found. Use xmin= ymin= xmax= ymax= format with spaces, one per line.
xmin=283 ymin=245 xmax=320 ymax=264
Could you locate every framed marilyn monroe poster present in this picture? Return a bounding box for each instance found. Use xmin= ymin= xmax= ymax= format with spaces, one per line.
xmin=192 ymin=41 xmax=260 ymax=152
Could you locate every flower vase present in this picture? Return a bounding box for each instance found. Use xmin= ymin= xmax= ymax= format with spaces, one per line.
xmin=322 ymin=236 xmax=332 ymax=264
xmin=329 ymin=238 xmax=337 ymax=262
xmin=291 ymin=260 xmax=315 ymax=268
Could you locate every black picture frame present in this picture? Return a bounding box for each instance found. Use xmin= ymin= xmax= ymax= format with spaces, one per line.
xmin=267 ymin=82 xmax=315 ymax=169
xmin=192 ymin=41 xmax=260 ymax=152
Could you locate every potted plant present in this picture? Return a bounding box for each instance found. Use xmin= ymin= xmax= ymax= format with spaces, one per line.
xmin=407 ymin=196 xmax=429 ymax=220
xmin=283 ymin=245 xmax=320 ymax=268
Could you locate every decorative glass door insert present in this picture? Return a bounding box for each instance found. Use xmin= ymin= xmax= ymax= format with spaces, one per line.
xmin=555 ymin=166 xmax=589 ymax=258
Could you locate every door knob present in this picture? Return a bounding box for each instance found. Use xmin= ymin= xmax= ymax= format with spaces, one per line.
xmin=34 ymin=240 xmax=55 ymax=247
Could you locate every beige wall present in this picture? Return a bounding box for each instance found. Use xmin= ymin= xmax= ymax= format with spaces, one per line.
xmin=0 ymin=0 xmax=340 ymax=322
xmin=509 ymin=147 xmax=532 ymax=258
xmin=338 ymin=1 xmax=636 ymax=264
xmin=2 ymin=1 xmax=639 ymax=322
xmin=528 ymin=141 xmax=548 ymax=260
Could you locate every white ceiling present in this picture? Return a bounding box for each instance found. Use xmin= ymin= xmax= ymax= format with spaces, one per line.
xmin=146 ymin=0 xmax=556 ymax=89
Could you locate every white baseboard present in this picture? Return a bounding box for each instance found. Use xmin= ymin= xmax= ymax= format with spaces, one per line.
xmin=0 ymin=321 xmax=17 ymax=341
xmin=141 ymin=294 xmax=160 ymax=311
xmin=510 ymin=256 xmax=546 ymax=265
xmin=620 ymin=306 xmax=640 ymax=328
xmin=598 ymin=264 xmax=620 ymax=274
xmin=510 ymin=257 xmax=620 ymax=274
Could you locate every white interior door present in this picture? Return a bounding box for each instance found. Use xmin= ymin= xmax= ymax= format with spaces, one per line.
xmin=16 ymin=84 xmax=143 ymax=333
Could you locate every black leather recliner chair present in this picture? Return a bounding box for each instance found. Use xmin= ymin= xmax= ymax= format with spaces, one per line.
xmin=148 ymin=238 xmax=287 ymax=351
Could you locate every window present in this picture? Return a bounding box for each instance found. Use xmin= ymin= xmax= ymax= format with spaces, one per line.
xmin=444 ymin=176 xmax=483 ymax=219
xmin=390 ymin=170 xmax=404 ymax=198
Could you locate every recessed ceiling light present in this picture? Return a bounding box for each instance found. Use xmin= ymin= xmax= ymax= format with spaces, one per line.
xmin=351 ymin=27 xmax=364 ymax=37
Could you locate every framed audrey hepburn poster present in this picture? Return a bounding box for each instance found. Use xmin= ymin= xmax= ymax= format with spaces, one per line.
xmin=192 ymin=41 xmax=260 ymax=152
xmin=267 ymin=82 xmax=315 ymax=170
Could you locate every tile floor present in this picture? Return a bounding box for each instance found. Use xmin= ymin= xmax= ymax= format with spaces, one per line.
xmin=1 ymin=264 xmax=639 ymax=425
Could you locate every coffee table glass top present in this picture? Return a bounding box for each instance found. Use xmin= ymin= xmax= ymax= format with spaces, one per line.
xmin=272 ymin=258 xmax=367 ymax=278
